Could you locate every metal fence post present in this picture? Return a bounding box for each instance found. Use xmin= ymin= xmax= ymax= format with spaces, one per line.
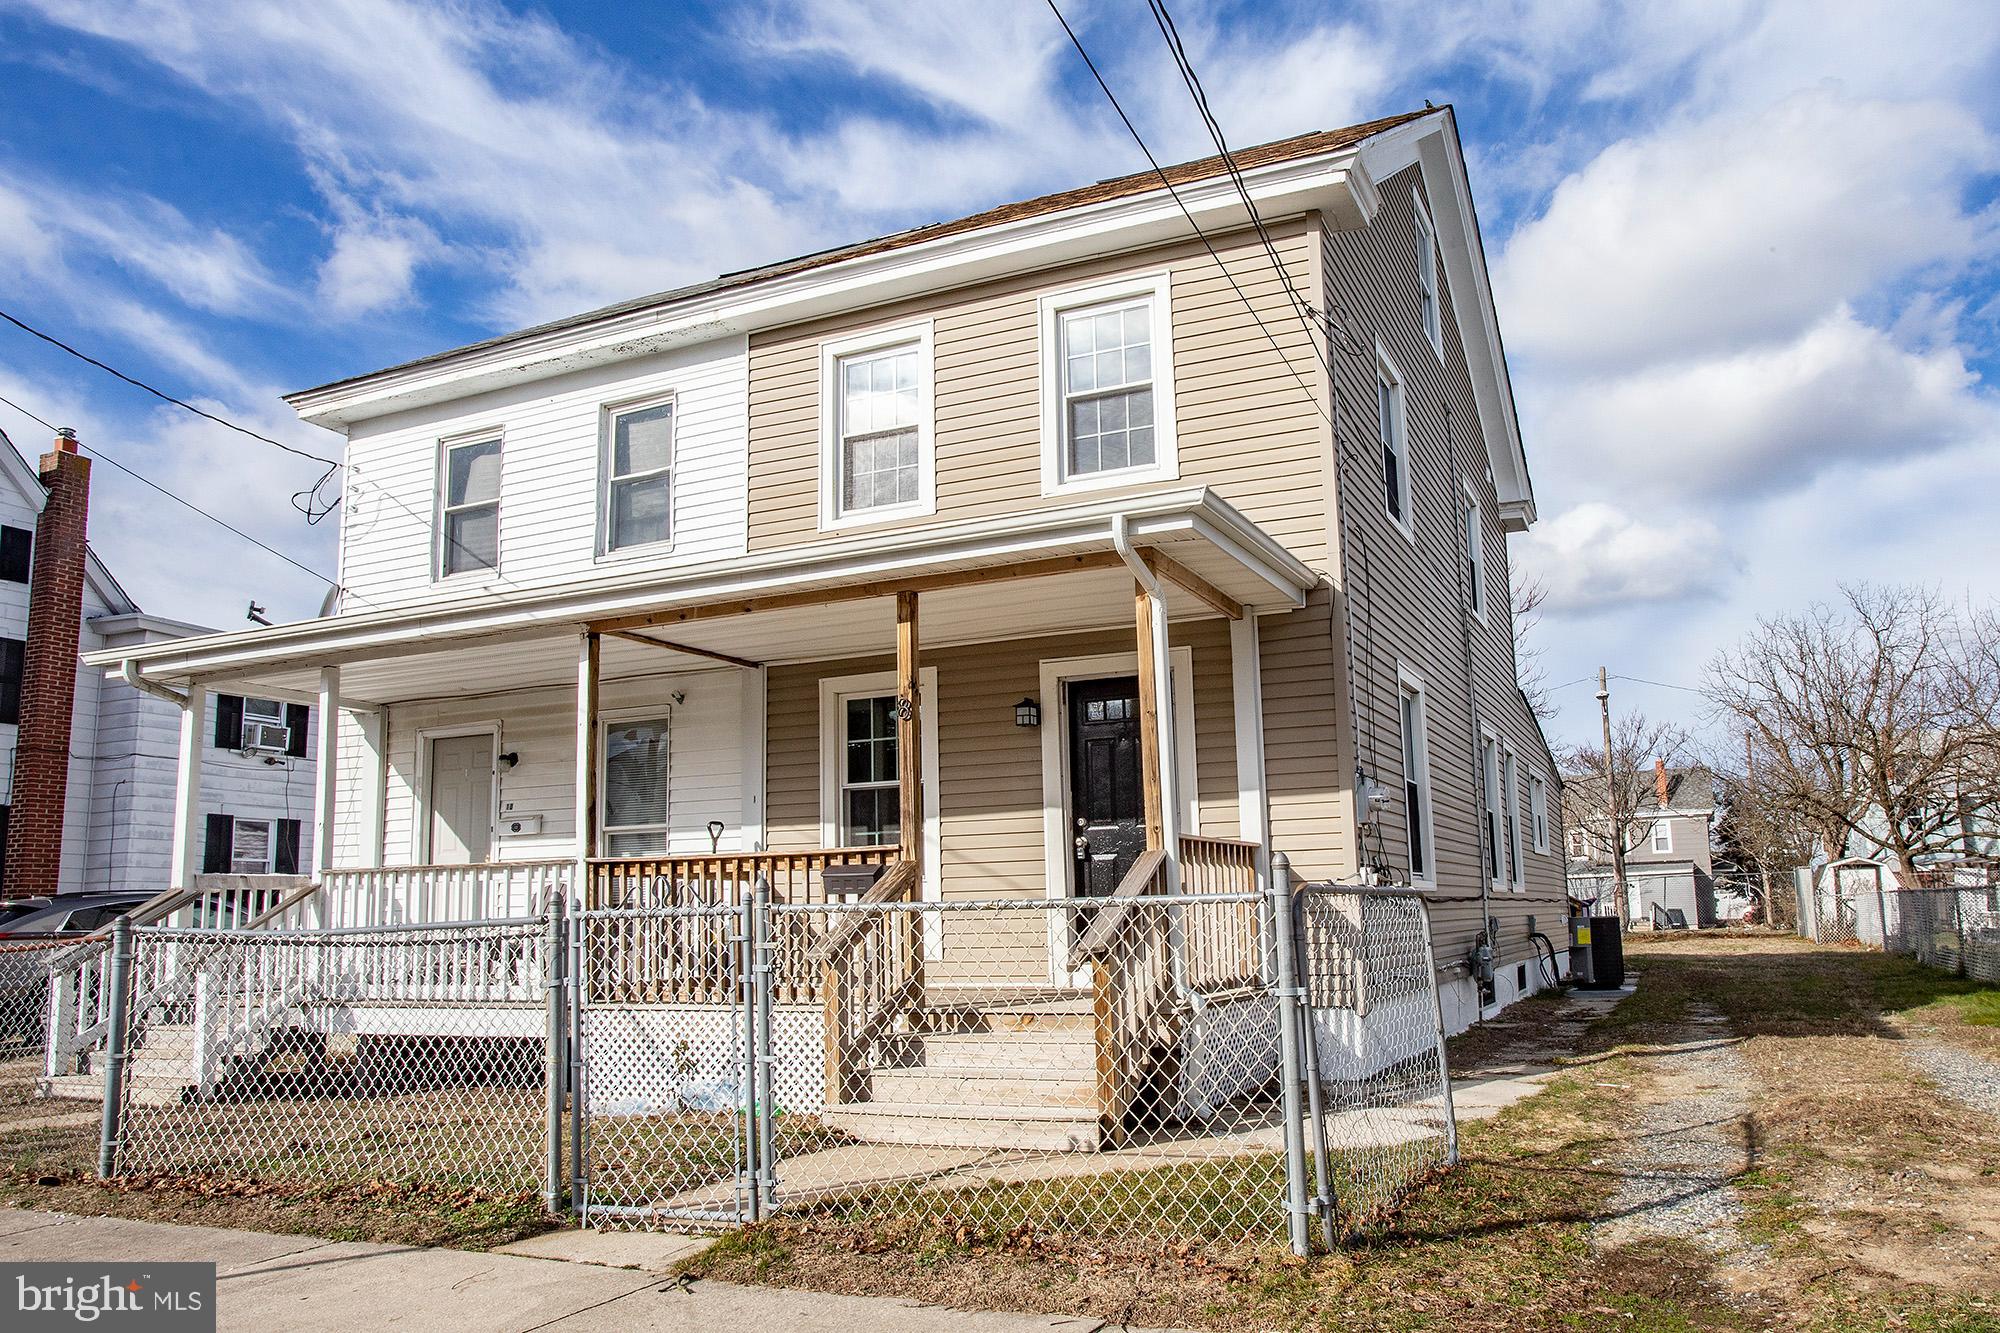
xmin=96 ymin=916 xmax=135 ymax=1180
xmin=737 ymin=884 xmax=761 ymax=1223
xmin=544 ymin=894 xmax=566 ymax=1213
xmin=568 ymin=905 xmax=586 ymax=1218
xmin=1414 ymin=898 xmax=1460 ymax=1166
xmin=1292 ymin=882 xmax=1339 ymax=1251
xmin=1266 ymin=852 xmax=1312 ymax=1257
xmin=752 ymin=876 xmax=777 ymax=1214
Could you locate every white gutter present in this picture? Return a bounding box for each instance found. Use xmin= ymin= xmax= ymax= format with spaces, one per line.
xmin=121 ymin=658 xmax=187 ymax=706
xmin=1110 ymin=513 xmax=1160 ymax=596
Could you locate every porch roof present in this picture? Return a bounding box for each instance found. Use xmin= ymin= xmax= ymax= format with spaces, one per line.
xmin=91 ymin=487 xmax=1319 ymax=705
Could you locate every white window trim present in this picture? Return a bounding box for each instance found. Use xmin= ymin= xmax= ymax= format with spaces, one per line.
xmin=598 ymin=707 xmax=673 ymax=854
xmin=433 ymin=428 xmax=504 ymax=581
xmin=817 ymin=667 xmax=941 ymax=904
xmin=818 ymin=321 xmax=937 ymax=532
xmin=228 ymin=816 xmax=277 ymax=874
xmin=1651 ymin=818 xmax=1674 ymax=854
xmin=1480 ymin=727 xmax=1505 ymax=892
xmin=1412 ymin=187 xmax=1443 ymax=361
xmin=1396 ymin=662 xmax=1436 ymax=889
xmin=1530 ymin=772 xmax=1550 ymax=855
xmin=413 ymin=723 xmax=500 ymax=864
xmin=1038 ymin=273 xmax=1179 ymax=496
xmin=1502 ymin=742 xmax=1523 ymax=890
xmin=597 ymin=391 xmax=677 ymax=558
xmin=1462 ymin=477 xmax=1486 ymax=623
xmin=1375 ymin=340 xmax=1414 ymax=543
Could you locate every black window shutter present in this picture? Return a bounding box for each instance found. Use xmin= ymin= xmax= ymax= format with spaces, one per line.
xmin=203 ymin=813 xmax=233 ymax=873
xmin=0 ymin=638 xmax=23 ymax=726
xmin=285 ymin=704 xmax=309 ymax=757
xmin=274 ymin=819 xmax=301 ymax=875
xmin=214 ymin=695 xmax=244 ymax=749
xmin=0 ymin=805 xmax=10 ymax=890
xmin=0 ymin=527 xmax=30 ymax=583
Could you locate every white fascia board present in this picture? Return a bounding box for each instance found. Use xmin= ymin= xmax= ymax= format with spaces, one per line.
xmin=288 ymin=155 xmax=1377 ymax=429
xmin=1361 ymin=113 xmax=1536 ymax=531
xmin=89 ymin=488 xmax=1318 ymax=684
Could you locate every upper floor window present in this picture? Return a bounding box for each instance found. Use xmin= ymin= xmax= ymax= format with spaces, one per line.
xmin=1463 ymin=481 xmax=1485 ymax=620
xmin=1501 ymin=744 xmax=1522 ymax=888
xmin=1413 ymin=189 xmax=1442 ymax=357
xmin=1530 ymin=773 xmax=1550 ymax=854
xmin=438 ymin=434 xmax=501 ymax=577
xmin=1480 ymin=733 xmax=1503 ymax=889
xmin=0 ymin=526 xmax=30 ymax=583
xmin=213 ymin=695 xmax=308 ymax=757
xmin=602 ymin=399 xmax=674 ymax=552
xmin=0 ymin=637 xmax=21 ymax=725
xmin=1376 ymin=345 xmax=1411 ymax=532
xmin=1040 ymin=275 xmax=1178 ymax=494
xmin=820 ymin=324 xmax=934 ymax=529
xmin=1567 ymin=826 xmax=1588 ymax=860
xmin=1398 ymin=672 xmax=1433 ymax=885
xmin=1651 ymin=819 xmax=1673 ymax=854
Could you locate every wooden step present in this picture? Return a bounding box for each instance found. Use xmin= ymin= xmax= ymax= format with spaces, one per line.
xmin=868 ymin=1064 xmax=1097 ymax=1109
xmin=823 ymin=1101 xmax=1103 ymax=1151
xmin=882 ymin=1029 xmax=1096 ymax=1072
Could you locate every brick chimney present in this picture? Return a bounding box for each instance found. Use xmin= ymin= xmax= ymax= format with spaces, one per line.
xmin=2 ymin=430 xmax=92 ymax=899
xmin=1654 ymin=759 xmax=1670 ymax=809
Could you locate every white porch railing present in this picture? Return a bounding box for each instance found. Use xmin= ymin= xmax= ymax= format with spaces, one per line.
xmin=276 ymin=860 xmax=572 ymax=930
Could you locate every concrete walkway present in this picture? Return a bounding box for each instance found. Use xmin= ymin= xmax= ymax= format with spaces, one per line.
xmin=0 ymin=1209 xmax=1176 ymax=1332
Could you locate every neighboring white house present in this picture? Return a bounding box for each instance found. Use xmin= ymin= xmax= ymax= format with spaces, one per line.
xmin=0 ymin=428 xmax=315 ymax=896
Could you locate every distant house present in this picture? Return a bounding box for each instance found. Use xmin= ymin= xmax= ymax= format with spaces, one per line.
xmin=0 ymin=426 xmax=315 ymax=899
xmin=1562 ymin=762 xmax=1718 ymax=927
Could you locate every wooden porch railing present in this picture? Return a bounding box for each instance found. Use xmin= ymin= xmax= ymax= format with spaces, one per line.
xmin=584 ymin=847 xmax=903 ymax=1005
xmin=1176 ymin=835 xmax=1264 ymax=992
xmin=813 ymin=860 xmax=925 ymax=1106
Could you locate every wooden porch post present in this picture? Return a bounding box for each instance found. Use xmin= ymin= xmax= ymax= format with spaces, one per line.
xmin=574 ymin=632 xmax=599 ymax=908
xmin=168 ymin=684 xmax=207 ymax=894
xmin=1132 ymin=582 xmax=1182 ymax=865
xmin=312 ymin=666 xmax=340 ymax=882
xmin=896 ymin=591 xmax=922 ymax=876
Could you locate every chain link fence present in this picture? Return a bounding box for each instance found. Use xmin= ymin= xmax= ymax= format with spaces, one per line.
xmin=20 ymin=873 xmax=1458 ymax=1257
xmin=1883 ymin=886 xmax=2000 ymax=984
xmin=0 ymin=936 xmax=107 ymax=1181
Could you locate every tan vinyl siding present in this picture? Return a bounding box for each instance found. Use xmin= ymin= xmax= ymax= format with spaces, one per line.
xmin=765 ymin=620 xmax=1239 ymax=899
xmin=746 ymin=221 xmax=1331 ymax=571
xmin=1326 ymin=165 xmax=1564 ymax=967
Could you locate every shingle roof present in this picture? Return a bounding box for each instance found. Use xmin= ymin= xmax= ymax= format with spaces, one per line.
xmin=290 ymin=107 xmax=1440 ymax=401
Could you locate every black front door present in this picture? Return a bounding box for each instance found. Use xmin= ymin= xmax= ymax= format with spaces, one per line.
xmin=1066 ymin=675 xmax=1148 ymax=897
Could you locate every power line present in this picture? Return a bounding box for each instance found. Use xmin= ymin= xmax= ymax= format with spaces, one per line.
xmin=1613 ymin=673 xmax=1705 ymax=695
xmin=0 ymin=390 xmax=345 ymax=592
xmin=1041 ymin=0 xmax=1336 ymax=433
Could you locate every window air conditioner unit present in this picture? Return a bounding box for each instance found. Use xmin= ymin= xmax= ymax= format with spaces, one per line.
xmin=245 ymin=721 xmax=291 ymax=754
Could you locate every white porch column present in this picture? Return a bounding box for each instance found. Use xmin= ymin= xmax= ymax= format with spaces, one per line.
xmin=1229 ymin=616 xmax=1271 ymax=880
xmin=313 ymin=666 xmax=340 ymax=880
xmin=168 ymin=684 xmax=207 ymax=893
xmin=739 ymin=665 xmax=767 ymax=852
xmin=574 ymin=632 xmax=600 ymax=903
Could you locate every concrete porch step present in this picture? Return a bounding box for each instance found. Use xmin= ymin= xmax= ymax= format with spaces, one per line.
xmin=867 ymin=1064 xmax=1097 ymax=1108
xmin=823 ymin=1100 xmax=1104 ymax=1151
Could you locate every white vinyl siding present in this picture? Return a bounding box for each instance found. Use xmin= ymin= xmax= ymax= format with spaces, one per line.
xmin=602 ymin=398 xmax=674 ymax=552
xmin=1039 ymin=274 xmax=1178 ymax=494
xmin=339 ymin=337 xmax=748 ymax=611
xmin=437 ymin=435 xmax=501 ymax=577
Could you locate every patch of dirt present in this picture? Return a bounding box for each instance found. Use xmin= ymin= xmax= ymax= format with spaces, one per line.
xmin=1903 ymin=1040 xmax=2000 ymax=1118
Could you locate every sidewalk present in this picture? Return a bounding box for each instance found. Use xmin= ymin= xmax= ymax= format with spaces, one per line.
xmin=0 ymin=1209 xmax=1172 ymax=1332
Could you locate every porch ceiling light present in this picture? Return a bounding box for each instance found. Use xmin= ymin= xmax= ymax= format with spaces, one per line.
xmin=1015 ymin=697 xmax=1040 ymax=729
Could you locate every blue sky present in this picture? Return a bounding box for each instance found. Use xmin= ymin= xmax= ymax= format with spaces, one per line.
xmin=1 ymin=0 xmax=1997 ymax=755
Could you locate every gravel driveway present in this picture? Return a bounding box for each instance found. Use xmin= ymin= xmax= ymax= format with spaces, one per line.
xmin=1906 ymin=1042 xmax=2000 ymax=1117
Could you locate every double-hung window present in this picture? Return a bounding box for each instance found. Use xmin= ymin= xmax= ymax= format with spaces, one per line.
xmin=839 ymin=695 xmax=900 ymax=846
xmin=1398 ymin=676 xmax=1433 ymax=884
xmin=1651 ymin=819 xmax=1673 ymax=854
xmin=821 ymin=325 xmax=933 ymax=527
xmin=438 ymin=435 xmax=501 ymax=576
xmin=1464 ymin=483 xmax=1485 ymax=619
xmin=229 ymin=818 xmax=275 ymax=874
xmin=602 ymin=716 xmax=671 ymax=854
xmin=1040 ymin=276 xmax=1177 ymax=493
xmin=1501 ymin=745 xmax=1522 ymax=887
xmin=1376 ymin=346 xmax=1410 ymax=530
xmin=603 ymin=399 xmax=674 ymax=552
xmin=1480 ymin=735 xmax=1504 ymax=889
xmin=1530 ymin=773 xmax=1550 ymax=854
xmin=1413 ymin=190 xmax=1442 ymax=357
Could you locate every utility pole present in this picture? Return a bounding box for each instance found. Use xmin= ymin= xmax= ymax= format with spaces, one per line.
xmin=1598 ymin=667 xmax=1629 ymax=926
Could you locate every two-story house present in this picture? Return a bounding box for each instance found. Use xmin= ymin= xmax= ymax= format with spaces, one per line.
xmin=1564 ymin=762 xmax=1717 ymax=927
xmin=0 ymin=426 xmax=316 ymax=901
xmin=90 ymin=106 xmax=1562 ymax=1032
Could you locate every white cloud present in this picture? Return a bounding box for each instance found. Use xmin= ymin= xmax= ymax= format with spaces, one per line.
xmin=316 ymin=211 xmax=436 ymax=317
xmin=1517 ymin=502 xmax=1738 ymax=614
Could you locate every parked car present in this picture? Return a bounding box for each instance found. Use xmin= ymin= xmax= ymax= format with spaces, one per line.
xmin=0 ymin=892 xmax=156 ymax=1057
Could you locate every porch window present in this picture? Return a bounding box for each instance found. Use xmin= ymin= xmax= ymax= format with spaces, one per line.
xmin=438 ymin=435 xmax=501 ymax=576
xmin=602 ymin=717 xmax=671 ymax=855
xmin=839 ymin=695 xmax=900 ymax=847
xmin=229 ymin=818 xmax=274 ymax=874
xmin=1377 ymin=347 xmax=1410 ymax=530
xmin=1398 ymin=679 xmax=1433 ymax=883
xmin=603 ymin=399 xmax=673 ymax=551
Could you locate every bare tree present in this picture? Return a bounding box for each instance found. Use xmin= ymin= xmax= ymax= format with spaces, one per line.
xmin=1512 ymin=572 xmax=1553 ymax=719
xmin=1705 ymin=582 xmax=2000 ymax=887
xmin=1559 ymin=710 xmax=1690 ymax=924
xmin=1709 ymin=758 xmax=1815 ymax=926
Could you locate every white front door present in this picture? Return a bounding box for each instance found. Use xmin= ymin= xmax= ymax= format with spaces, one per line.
xmin=428 ymin=733 xmax=494 ymax=864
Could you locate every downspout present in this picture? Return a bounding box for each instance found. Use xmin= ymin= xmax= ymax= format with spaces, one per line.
xmin=121 ymin=659 xmax=189 ymax=707
xmin=1444 ymin=405 xmax=1495 ymax=1005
